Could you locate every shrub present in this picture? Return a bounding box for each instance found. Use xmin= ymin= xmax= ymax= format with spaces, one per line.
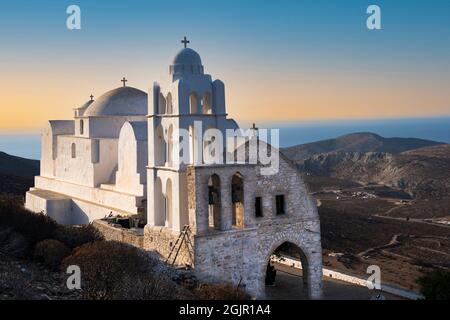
xmin=0 ymin=227 xmax=29 ymax=258
xmin=193 ymin=283 xmax=250 ymax=300
xmin=0 ymin=198 xmax=57 ymax=246
xmin=53 ymin=224 xmax=103 ymax=249
xmin=61 ymin=241 xmax=192 ymax=300
xmin=34 ymin=239 xmax=71 ymax=270
xmin=417 ymin=270 xmax=450 ymax=300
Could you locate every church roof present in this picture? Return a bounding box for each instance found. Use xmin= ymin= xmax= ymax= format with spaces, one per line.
xmin=172 ymin=48 xmax=202 ymax=66
xmin=74 ymin=99 xmax=93 ymax=111
xmin=84 ymin=86 xmax=147 ymax=117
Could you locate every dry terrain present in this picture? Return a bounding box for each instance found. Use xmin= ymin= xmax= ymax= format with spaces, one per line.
xmin=283 ymin=133 xmax=450 ymax=293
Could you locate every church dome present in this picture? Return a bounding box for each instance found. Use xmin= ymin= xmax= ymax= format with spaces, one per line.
xmin=170 ymin=48 xmax=204 ymax=76
xmin=84 ymin=86 xmax=148 ymax=117
xmin=172 ymin=48 xmax=202 ymax=66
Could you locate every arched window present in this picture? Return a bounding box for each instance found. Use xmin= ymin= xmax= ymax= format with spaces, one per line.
xmin=201 ymin=92 xmax=212 ymax=114
xmin=231 ymin=172 xmax=244 ymax=228
xmin=189 ymin=92 xmax=198 ymax=114
xmin=208 ymin=174 xmax=221 ymax=230
xmin=158 ymin=93 xmax=166 ymax=114
xmin=166 ymin=93 xmax=173 ymax=114
xmin=71 ymin=143 xmax=76 ymax=158
xmin=155 ymin=125 xmax=166 ymax=166
xmin=80 ymin=120 xmax=84 ymax=135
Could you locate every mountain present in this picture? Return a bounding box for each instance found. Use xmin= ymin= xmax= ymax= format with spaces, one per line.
xmin=0 ymin=152 xmax=39 ymax=177
xmin=294 ymin=144 xmax=450 ymax=199
xmin=0 ymin=152 xmax=39 ymax=196
xmin=282 ymin=132 xmax=444 ymax=161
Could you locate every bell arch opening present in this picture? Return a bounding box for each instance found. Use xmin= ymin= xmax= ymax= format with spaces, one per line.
xmin=207 ymin=174 xmax=221 ymax=230
xmin=189 ymin=92 xmax=198 ymax=114
xmin=155 ymin=125 xmax=167 ymax=166
xmin=201 ymin=91 xmax=212 ymax=114
xmin=154 ymin=177 xmax=165 ymax=226
xmin=166 ymin=92 xmax=173 ymax=114
xmin=231 ymin=172 xmax=244 ymax=228
xmin=158 ymin=93 xmax=166 ymax=114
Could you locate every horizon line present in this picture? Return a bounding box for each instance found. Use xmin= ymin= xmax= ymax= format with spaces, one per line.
xmin=1 ymin=115 xmax=450 ymax=135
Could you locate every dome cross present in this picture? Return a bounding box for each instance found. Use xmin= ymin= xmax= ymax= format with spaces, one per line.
xmin=121 ymin=77 xmax=128 ymax=87
xmin=181 ymin=36 xmax=190 ymax=48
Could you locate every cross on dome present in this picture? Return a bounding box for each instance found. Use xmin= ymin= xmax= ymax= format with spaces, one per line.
xmin=121 ymin=77 xmax=127 ymax=87
xmin=181 ymin=36 xmax=190 ymax=48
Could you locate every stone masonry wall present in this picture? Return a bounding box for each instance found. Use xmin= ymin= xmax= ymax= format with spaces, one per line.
xmin=186 ymin=156 xmax=323 ymax=299
xmin=144 ymin=225 xmax=194 ymax=266
xmin=93 ymin=220 xmax=144 ymax=248
xmin=193 ymin=218 xmax=322 ymax=299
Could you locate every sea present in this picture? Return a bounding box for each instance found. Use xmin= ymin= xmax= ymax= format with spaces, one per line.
xmin=1 ymin=117 xmax=449 ymax=160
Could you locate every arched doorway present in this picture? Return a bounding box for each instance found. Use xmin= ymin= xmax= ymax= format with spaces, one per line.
xmin=207 ymin=174 xmax=221 ymax=230
xmin=264 ymin=241 xmax=310 ymax=300
xmin=231 ymin=172 xmax=244 ymax=228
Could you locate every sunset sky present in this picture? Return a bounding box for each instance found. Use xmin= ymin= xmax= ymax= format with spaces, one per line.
xmin=1 ymin=0 xmax=449 ymax=131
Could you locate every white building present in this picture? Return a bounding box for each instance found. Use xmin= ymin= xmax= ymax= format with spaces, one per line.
xmin=26 ymin=42 xmax=323 ymax=299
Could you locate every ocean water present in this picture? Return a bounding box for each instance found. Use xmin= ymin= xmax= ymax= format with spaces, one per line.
xmin=0 ymin=117 xmax=449 ymax=160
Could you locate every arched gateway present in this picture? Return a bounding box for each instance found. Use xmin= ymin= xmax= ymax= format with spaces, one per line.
xmin=261 ymin=240 xmax=322 ymax=299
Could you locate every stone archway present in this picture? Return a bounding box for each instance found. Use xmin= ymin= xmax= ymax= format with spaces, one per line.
xmin=258 ymin=237 xmax=322 ymax=300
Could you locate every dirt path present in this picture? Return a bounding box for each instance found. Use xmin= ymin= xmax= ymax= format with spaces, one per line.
xmin=357 ymin=234 xmax=401 ymax=257
xmin=374 ymin=214 xmax=450 ymax=229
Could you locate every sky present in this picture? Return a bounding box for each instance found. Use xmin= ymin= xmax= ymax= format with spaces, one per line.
xmin=0 ymin=0 xmax=449 ymax=131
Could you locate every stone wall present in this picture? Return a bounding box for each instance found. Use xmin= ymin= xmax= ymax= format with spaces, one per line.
xmin=93 ymin=220 xmax=144 ymax=248
xmin=193 ymin=219 xmax=322 ymax=299
xmin=144 ymin=225 xmax=194 ymax=266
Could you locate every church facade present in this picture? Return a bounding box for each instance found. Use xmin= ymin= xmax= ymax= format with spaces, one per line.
xmin=25 ymin=43 xmax=323 ymax=299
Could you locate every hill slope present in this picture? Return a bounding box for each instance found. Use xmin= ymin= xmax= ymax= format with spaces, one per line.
xmin=0 ymin=151 xmax=39 ymax=177
xmin=0 ymin=152 xmax=39 ymax=196
xmin=295 ymin=144 xmax=450 ymax=199
xmin=282 ymin=132 xmax=444 ymax=161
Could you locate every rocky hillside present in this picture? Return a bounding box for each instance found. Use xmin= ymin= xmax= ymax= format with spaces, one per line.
xmin=294 ymin=144 xmax=450 ymax=199
xmin=282 ymin=132 xmax=444 ymax=161
xmin=0 ymin=151 xmax=39 ymax=196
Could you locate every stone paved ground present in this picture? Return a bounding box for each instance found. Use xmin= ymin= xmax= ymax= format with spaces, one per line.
xmin=265 ymin=263 xmax=403 ymax=300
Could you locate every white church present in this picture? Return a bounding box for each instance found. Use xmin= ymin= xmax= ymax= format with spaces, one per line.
xmin=26 ymin=40 xmax=323 ymax=299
